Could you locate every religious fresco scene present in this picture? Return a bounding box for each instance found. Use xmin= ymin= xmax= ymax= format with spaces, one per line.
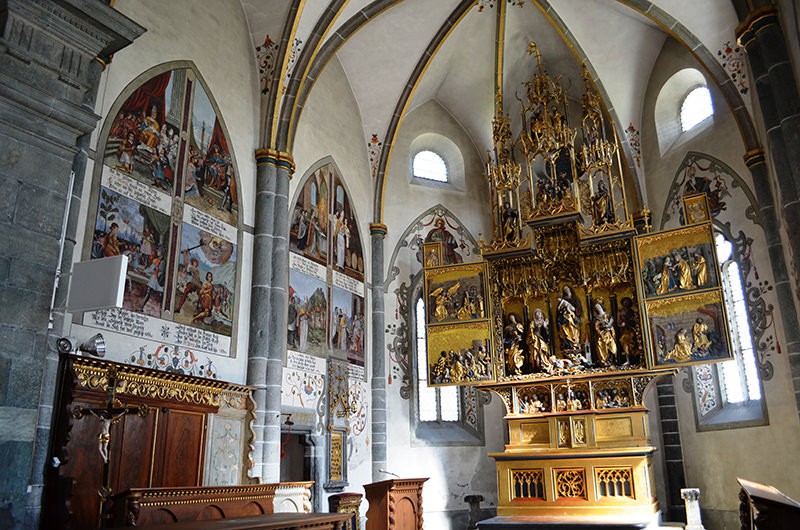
xmin=172 ymin=222 xmax=237 ymax=335
xmin=93 ymin=67 xmax=240 ymax=341
xmin=92 ymin=185 xmax=171 ymax=317
xmin=288 ymin=164 xmax=366 ymax=370
xmin=103 ymin=69 xmax=184 ymax=192
xmin=331 ymin=172 xmax=364 ymax=282
xmin=287 ymin=268 xmax=328 ymax=358
xmin=290 ymin=167 xmax=329 ymax=265
xmin=329 ymin=286 xmax=366 ymax=367
xmin=183 ymin=82 xmax=239 ymax=226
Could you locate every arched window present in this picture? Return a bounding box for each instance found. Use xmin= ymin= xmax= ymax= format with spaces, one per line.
xmin=415 ymin=297 xmax=459 ymax=422
xmin=412 ymin=150 xmax=448 ymax=183
xmin=691 ymin=233 xmax=766 ymax=429
xmin=715 ymin=234 xmax=761 ymax=404
xmin=655 ymin=69 xmax=714 ymax=154
xmin=680 ymin=87 xmax=713 ymax=132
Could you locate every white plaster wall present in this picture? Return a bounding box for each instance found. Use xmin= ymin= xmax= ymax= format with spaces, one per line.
xmin=641 ymin=37 xmax=800 ymax=529
xmin=70 ymin=0 xmax=260 ymax=384
xmin=293 ymin=55 xmax=373 ymax=273
xmin=292 ymin=53 xmax=375 ymax=506
xmin=380 ymin=99 xmax=505 ymax=526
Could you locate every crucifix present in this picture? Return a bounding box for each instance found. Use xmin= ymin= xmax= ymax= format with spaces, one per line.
xmin=71 ymin=367 xmax=149 ymax=529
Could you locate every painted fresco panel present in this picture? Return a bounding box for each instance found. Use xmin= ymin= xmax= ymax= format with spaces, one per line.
xmin=183 ymin=82 xmax=239 ymax=226
xmin=173 ymin=222 xmax=237 ymax=336
xmin=92 ymin=183 xmax=171 ymax=317
xmin=288 ymin=269 xmax=328 ymax=358
xmin=331 ymin=171 xmax=364 ymax=282
xmin=330 ymin=286 xmax=366 ymax=367
xmin=103 ymin=69 xmax=183 ymax=192
xmin=290 ymin=167 xmax=329 ymax=265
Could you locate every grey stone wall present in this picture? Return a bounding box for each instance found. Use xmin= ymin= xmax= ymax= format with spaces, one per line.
xmin=0 ymin=1 xmax=142 ymax=527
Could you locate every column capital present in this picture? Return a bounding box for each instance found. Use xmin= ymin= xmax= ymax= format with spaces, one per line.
xmin=743 ymin=148 xmax=766 ymax=168
xmin=255 ymin=148 xmax=295 ymax=176
xmin=736 ymin=5 xmax=779 ymax=47
xmin=369 ymin=223 xmax=388 ymax=237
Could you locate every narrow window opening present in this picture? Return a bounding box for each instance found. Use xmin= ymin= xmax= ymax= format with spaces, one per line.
xmin=413 ymin=150 xmax=448 ymax=183
xmin=415 ymin=296 xmax=460 ymax=423
xmin=716 ymin=234 xmax=761 ymax=404
xmin=680 ymin=87 xmax=713 ymax=132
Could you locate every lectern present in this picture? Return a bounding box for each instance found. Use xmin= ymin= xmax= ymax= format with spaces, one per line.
xmin=364 ymin=478 xmax=427 ymax=530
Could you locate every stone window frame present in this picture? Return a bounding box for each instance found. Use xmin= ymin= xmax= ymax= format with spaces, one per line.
xmin=688 ymin=227 xmax=768 ymax=432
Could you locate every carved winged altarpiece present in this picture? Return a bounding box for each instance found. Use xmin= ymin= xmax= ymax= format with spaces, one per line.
xmin=422 ymin=44 xmax=732 ymax=522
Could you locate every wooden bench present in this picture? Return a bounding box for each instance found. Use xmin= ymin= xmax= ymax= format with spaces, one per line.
xmin=111 ymin=484 xmax=278 ymax=527
xmin=109 ymin=512 xmax=351 ymax=530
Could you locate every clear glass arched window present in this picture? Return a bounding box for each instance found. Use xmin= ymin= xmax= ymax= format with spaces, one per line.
xmin=692 ymin=233 xmax=766 ymax=429
xmin=680 ymin=87 xmax=713 ymax=132
xmin=715 ymin=234 xmax=761 ymax=404
xmin=415 ymin=296 xmax=459 ymax=422
xmin=413 ymin=150 xmax=448 ymax=183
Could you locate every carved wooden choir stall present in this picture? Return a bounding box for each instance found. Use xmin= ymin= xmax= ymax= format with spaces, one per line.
xmin=420 ymin=41 xmax=734 ymax=526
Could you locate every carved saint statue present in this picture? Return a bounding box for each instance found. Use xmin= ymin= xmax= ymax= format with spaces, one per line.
xmin=672 ymin=250 xmax=696 ymax=291
xmin=504 ymin=313 xmax=525 ymax=375
xmin=526 ymin=308 xmax=551 ymax=373
xmin=692 ymin=318 xmax=712 ymax=353
xmin=616 ymin=297 xmax=636 ymax=366
xmin=591 ymin=179 xmax=613 ymax=226
xmin=693 ymin=252 xmax=708 ymax=287
xmin=656 ymin=256 xmax=675 ymax=295
xmin=556 ymin=285 xmax=582 ymax=354
xmin=665 ymin=328 xmax=693 ymax=363
xmin=593 ymin=303 xmax=617 ymax=366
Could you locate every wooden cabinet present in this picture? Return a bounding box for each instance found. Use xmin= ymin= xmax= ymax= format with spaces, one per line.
xmin=364 ymin=479 xmax=427 ymax=530
xmin=42 ymin=355 xmax=255 ymax=530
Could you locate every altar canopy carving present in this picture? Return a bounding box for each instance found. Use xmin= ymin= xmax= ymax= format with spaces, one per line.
xmin=423 ymin=42 xmax=733 ymax=389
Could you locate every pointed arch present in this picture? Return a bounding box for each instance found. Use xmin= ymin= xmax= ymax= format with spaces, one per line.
xmin=384 ymin=203 xmax=480 ymax=291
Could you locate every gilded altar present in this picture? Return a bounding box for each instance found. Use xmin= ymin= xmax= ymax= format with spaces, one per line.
xmin=421 ymin=41 xmax=735 ymax=524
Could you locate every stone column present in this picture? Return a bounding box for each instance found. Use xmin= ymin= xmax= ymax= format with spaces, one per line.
xmin=0 ymin=1 xmax=143 ymax=527
xmin=738 ymin=6 xmax=800 ymax=418
xmin=744 ymin=151 xmax=800 ymax=388
xmin=249 ymin=149 xmax=294 ymax=482
xmin=369 ymin=223 xmax=387 ymax=481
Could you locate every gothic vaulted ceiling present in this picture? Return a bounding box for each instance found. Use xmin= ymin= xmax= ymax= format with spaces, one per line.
xmin=240 ymin=0 xmax=745 ymax=208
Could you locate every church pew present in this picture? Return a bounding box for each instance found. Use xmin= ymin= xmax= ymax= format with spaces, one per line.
xmin=111 ymin=484 xmax=278 ymax=527
xmin=109 ymin=512 xmax=351 ymax=530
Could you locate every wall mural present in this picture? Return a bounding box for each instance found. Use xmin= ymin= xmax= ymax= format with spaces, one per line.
xmin=384 ymin=205 xmax=480 ymax=399
xmin=288 ymin=162 xmax=366 ymax=370
xmin=127 ymin=343 xmax=219 ymax=379
xmin=717 ymin=40 xmax=749 ymax=96
xmin=659 ymin=152 xmax=778 ymax=387
xmin=288 ymin=269 xmax=328 ymax=358
xmin=86 ymin=66 xmax=241 ymax=367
